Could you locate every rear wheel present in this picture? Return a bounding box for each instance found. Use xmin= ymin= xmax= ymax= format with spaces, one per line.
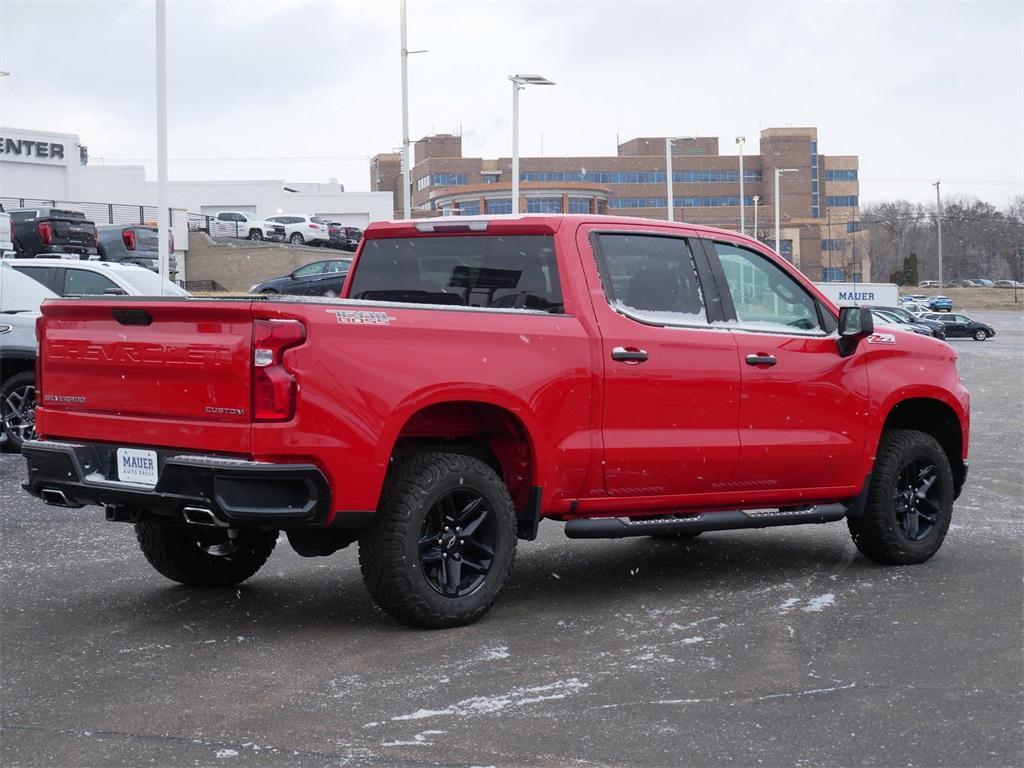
xmin=848 ymin=429 xmax=953 ymax=565
xmin=1 ymin=372 xmax=36 ymax=453
xmin=359 ymin=451 xmax=517 ymax=628
xmin=260 ymin=288 xmax=279 ymax=294
xmin=135 ymin=520 xmax=277 ymax=587
xmin=973 ymin=329 xmax=988 ymax=341
xmin=248 ymin=229 xmax=263 ymax=241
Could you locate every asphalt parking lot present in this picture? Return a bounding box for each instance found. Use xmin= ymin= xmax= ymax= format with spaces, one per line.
xmin=1 ymin=310 xmax=1022 ymax=768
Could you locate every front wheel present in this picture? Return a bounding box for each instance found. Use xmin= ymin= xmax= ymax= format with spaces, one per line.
xmin=358 ymin=451 xmax=517 ymax=628
xmin=248 ymin=229 xmax=263 ymax=241
xmin=848 ymin=429 xmax=954 ymax=565
xmin=1 ymin=372 xmax=36 ymax=453
xmin=135 ymin=520 xmax=277 ymax=587
xmin=289 ymin=233 xmax=304 ymax=245
xmin=973 ymin=329 xmax=988 ymax=341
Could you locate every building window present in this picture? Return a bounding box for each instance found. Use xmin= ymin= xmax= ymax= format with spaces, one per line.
xmin=779 ymin=240 xmax=793 ymax=260
xmin=821 ymin=239 xmax=847 ymax=251
xmin=457 ymin=201 xmax=481 ymax=216
xmin=846 ymin=221 xmax=861 ymax=233
xmin=482 ymin=174 xmax=500 ymax=184
xmin=416 ymin=173 xmax=467 ymax=190
xmin=825 ymin=169 xmax=858 ymax=181
xmin=517 ymin=170 xmax=763 ymax=184
xmin=485 ymin=198 xmax=513 ymax=214
xmin=526 ymin=197 xmax=563 ymax=213
xmin=609 ymin=196 xmax=756 ymax=209
xmin=821 ymin=267 xmax=845 ymax=281
xmin=826 ymin=195 xmax=858 ymax=208
xmin=568 ymin=197 xmax=591 ymax=214
xmin=415 ymin=176 xmax=431 ymax=191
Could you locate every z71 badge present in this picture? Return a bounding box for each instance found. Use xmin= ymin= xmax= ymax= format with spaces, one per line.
xmin=867 ymin=333 xmax=896 ymax=345
xmin=328 ymin=309 xmax=397 ymax=326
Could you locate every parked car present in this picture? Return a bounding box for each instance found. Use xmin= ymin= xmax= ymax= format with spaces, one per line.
xmin=210 ymin=212 xmax=284 ymax=241
xmin=917 ymin=281 xmax=940 ymax=288
xmin=993 ymin=280 xmax=1023 ymax=288
xmin=23 ymin=214 xmax=970 ymax=629
xmin=8 ymin=206 xmax=98 ymax=259
xmin=343 ymin=226 xmax=363 ymax=252
xmin=0 ymin=205 xmax=12 ymax=254
xmin=867 ymin=305 xmax=946 ymax=339
xmin=0 ymin=309 xmax=42 ymax=452
xmin=870 ymin=310 xmax=933 ymax=336
xmin=97 ymin=224 xmax=177 ymax=276
xmin=249 ymin=258 xmax=351 ymax=297
xmin=8 ymin=259 xmax=188 ymax=298
xmin=961 ymin=278 xmax=994 ymax=288
xmin=926 ymin=295 xmax=953 ymax=311
xmin=921 ymin=312 xmax=995 ymax=341
xmin=902 ymin=301 xmax=933 ymax=317
xmin=266 ymin=215 xmax=330 ymax=246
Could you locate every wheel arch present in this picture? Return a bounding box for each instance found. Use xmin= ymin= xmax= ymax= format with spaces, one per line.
xmin=880 ymin=395 xmax=967 ymax=498
xmin=383 ymin=396 xmax=543 ymax=518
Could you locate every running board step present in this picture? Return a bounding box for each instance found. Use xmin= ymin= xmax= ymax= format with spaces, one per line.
xmin=563 ymin=504 xmax=848 ymax=539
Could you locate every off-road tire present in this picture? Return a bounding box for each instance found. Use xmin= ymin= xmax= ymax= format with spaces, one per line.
xmin=1 ymin=372 xmax=36 ymax=453
xmin=359 ymin=451 xmax=517 ymax=629
xmin=135 ymin=520 xmax=277 ymax=587
xmin=248 ymin=229 xmax=263 ymax=241
xmin=848 ymin=429 xmax=954 ymax=565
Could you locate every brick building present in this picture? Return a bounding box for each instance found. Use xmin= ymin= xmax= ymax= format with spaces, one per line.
xmin=370 ymin=127 xmax=865 ymax=281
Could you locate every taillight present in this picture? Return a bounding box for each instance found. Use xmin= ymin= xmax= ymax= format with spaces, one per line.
xmin=122 ymin=228 xmax=136 ymax=250
xmin=35 ymin=315 xmax=45 ymax=427
xmin=37 ymin=222 xmax=53 ymax=245
xmin=252 ymin=319 xmax=305 ymax=421
xmin=307 ymin=223 xmax=318 ymax=229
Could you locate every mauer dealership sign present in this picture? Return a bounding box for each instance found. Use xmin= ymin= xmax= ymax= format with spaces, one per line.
xmin=0 ymin=135 xmax=68 ymax=163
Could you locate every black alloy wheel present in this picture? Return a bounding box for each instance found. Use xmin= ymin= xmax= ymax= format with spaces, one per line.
xmin=418 ymin=488 xmax=498 ymax=598
xmin=892 ymin=458 xmax=942 ymax=542
xmin=1 ymin=373 xmax=37 ymax=452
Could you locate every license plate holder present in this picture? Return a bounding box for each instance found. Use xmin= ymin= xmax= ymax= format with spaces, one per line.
xmin=116 ymin=448 xmax=159 ymax=487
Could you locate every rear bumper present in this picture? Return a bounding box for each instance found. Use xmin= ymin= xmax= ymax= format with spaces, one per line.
xmin=21 ymin=440 xmax=331 ymax=527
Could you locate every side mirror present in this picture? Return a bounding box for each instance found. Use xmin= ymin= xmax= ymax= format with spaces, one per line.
xmin=837 ymin=306 xmax=874 ymax=357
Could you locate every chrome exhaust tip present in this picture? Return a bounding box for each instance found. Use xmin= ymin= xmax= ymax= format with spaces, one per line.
xmin=41 ymin=488 xmax=71 ymax=507
xmin=182 ymin=506 xmax=227 ymax=528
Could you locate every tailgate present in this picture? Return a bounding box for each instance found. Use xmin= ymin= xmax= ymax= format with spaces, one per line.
xmin=40 ymin=299 xmax=253 ymax=424
xmin=49 ymin=211 xmax=97 ymax=249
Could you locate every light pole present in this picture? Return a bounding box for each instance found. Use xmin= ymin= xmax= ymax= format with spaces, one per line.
xmin=826 ymin=207 xmax=833 ymax=281
xmin=155 ymin=0 xmax=169 ymax=292
xmin=510 ymin=74 xmax=555 ymax=214
xmin=933 ymin=180 xmax=943 ymax=287
xmin=752 ymin=195 xmax=760 ymax=240
xmin=399 ymin=1 xmax=427 ymax=220
xmin=773 ymin=168 xmax=798 ymax=256
xmin=736 ymin=136 xmax=746 ymax=234
xmin=665 ymin=135 xmax=696 ymax=222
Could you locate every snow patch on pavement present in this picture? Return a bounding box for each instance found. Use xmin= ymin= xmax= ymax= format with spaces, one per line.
xmin=388 ymin=678 xmax=588 ymax=721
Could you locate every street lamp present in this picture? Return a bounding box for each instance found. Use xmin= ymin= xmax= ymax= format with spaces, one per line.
xmin=752 ymin=195 xmax=760 ymax=240
xmin=399 ymin=1 xmax=427 ymax=220
xmin=510 ymin=74 xmax=555 ymax=214
xmin=736 ymin=136 xmax=746 ymax=234
xmin=774 ymin=168 xmax=798 ymax=256
xmin=665 ymin=135 xmax=696 ymax=222
xmin=933 ymin=180 xmax=943 ymax=287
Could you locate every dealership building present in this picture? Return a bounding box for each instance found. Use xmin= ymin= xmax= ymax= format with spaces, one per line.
xmin=371 ymin=127 xmax=864 ymax=281
xmin=0 ymin=126 xmax=393 ymax=228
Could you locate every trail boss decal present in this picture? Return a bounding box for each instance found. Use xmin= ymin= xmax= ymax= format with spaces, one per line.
xmin=328 ymin=310 xmax=397 ymax=326
xmin=867 ymin=333 xmax=897 ymax=345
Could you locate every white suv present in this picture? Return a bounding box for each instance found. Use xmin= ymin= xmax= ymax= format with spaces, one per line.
xmin=5 ymin=259 xmax=188 ymax=298
xmin=210 ymin=211 xmax=283 ymax=241
xmin=266 ymin=215 xmax=330 ymax=246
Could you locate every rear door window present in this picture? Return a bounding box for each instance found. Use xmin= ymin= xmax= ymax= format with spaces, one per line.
xmin=348 ymin=235 xmax=563 ymax=313
xmin=591 ymin=233 xmax=708 ymax=326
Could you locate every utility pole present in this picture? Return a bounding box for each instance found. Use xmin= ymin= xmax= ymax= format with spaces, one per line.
xmin=665 ymin=137 xmax=674 ymax=222
xmin=736 ymin=136 xmax=746 ymax=234
xmin=933 ymin=180 xmax=943 ymax=287
xmin=752 ymin=195 xmax=760 ymax=241
xmin=827 ymin=208 xmax=833 ymax=282
xmin=399 ymin=0 xmax=411 ymax=219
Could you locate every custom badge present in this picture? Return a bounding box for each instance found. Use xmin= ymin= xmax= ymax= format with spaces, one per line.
xmin=328 ymin=309 xmax=397 ymax=326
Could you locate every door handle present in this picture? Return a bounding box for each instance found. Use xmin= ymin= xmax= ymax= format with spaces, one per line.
xmin=611 ymin=346 xmax=649 ymax=363
xmin=745 ymin=353 xmax=777 ymax=367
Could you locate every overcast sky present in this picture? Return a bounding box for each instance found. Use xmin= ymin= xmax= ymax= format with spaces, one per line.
xmin=1 ymin=0 xmax=1021 ymax=207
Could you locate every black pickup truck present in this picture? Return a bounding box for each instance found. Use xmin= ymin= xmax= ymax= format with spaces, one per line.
xmin=9 ymin=207 xmax=98 ymax=259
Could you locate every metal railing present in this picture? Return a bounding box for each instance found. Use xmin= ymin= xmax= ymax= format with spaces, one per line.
xmin=0 ymin=196 xmax=181 ymax=227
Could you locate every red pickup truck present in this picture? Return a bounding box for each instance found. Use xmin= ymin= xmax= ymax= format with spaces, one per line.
xmin=22 ymin=215 xmax=970 ymax=628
